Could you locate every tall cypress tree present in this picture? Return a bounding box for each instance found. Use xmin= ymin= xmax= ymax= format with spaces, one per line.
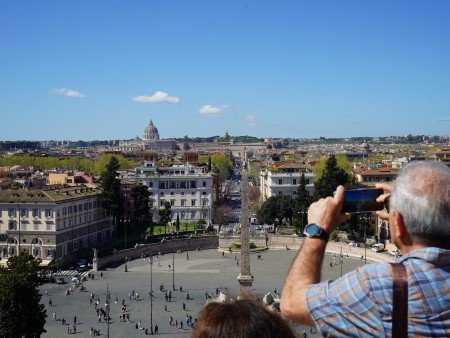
xmin=293 ymin=173 xmax=311 ymax=231
xmin=313 ymin=154 xmax=351 ymax=201
xmin=100 ymin=156 xmax=124 ymax=234
xmin=131 ymin=184 xmax=152 ymax=234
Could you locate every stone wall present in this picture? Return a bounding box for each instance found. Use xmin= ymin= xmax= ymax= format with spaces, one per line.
xmin=95 ymin=236 xmax=218 ymax=270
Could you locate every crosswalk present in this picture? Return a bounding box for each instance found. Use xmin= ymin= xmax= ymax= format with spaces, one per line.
xmin=57 ymin=270 xmax=91 ymax=278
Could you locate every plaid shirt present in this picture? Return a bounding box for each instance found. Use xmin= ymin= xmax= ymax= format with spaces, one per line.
xmin=305 ymin=247 xmax=450 ymax=337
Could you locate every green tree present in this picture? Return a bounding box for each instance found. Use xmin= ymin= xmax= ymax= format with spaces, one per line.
xmin=0 ymin=253 xmax=47 ymax=337
xmin=100 ymin=156 xmax=124 ymax=234
xmin=257 ymin=195 xmax=294 ymax=231
xmin=130 ymin=184 xmax=152 ymax=234
xmin=293 ymin=173 xmax=312 ymax=231
xmin=158 ymin=201 xmax=172 ymax=234
xmin=212 ymin=203 xmax=238 ymax=231
xmin=313 ymin=154 xmax=353 ymax=201
xmin=207 ymin=156 xmax=212 ymax=172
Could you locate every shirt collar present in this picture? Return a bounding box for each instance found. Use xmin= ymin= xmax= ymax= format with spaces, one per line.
xmin=398 ymin=247 xmax=450 ymax=266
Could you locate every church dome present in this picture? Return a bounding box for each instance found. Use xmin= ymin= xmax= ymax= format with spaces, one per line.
xmin=143 ymin=119 xmax=160 ymax=141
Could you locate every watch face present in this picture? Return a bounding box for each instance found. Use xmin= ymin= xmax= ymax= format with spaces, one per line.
xmin=305 ymin=224 xmax=320 ymax=236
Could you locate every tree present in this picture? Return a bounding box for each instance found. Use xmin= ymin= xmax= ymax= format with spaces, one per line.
xmin=0 ymin=253 xmax=47 ymax=337
xmin=257 ymin=195 xmax=294 ymax=231
xmin=313 ymin=154 xmax=353 ymax=201
xmin=159 ymin=201 xmax=172 ymax=234
xmin=293 ymin=173 xmax=312 ymax=231
xmin=100 ymin=156 xmax=124 ymax=235
xmin=130 ymin=185 xmax=152 ymax=234
xmin=207 ymin=156 xmax=212 ymax=172
xmin=212 ymin=204 xmax=238 ymax=231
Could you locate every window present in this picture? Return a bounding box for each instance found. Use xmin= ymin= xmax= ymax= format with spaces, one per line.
xmin=202 ymin=191 xmax=206 ymax=195
xmin=46 ymin=223 xmax=52 ymax=231
xmin=169 ymin=181 xmax=176 ymax=189
xmin=34 ymin=222 xmax=39 ymax=231
xmin=278 ymin=191 xmax=282 ymax=195
xmin=160 ymin=192 xmax=164 ymax=196
xmin=8 ymin=209 xmax=16 ymax=217
xmin=202 ymin=212 xmax=207 ymax=219
xmin=181 ymin=191 xmax=185 ymax=196
xmin=89 ymin=202 xmax=92 ymax=209
xmin=45 ymin=209 xmax=52 ymax=217
xmin=79 ymin=204 xmax=83 ymax=211
xmin=149 ymin=181 xmax=153 ymax=187
xmin=191 ymin=192 xmax=195 ymax=196
xmin=160 ymin=200 xmax=165 ymax=207
xmin=278 ymin=179 xmax=282 ymax=185
xmin=33 ymin=208 xmax=39 ymax=217
xmin=170 ymin=192 xmax=174 ymax=196
xmin=202 ymin=181 xmax=207 ymax=187
xmin=74 ymin=205 xmax=77 ymax=212
xmin=20 ymin=209 xmax=27 ymax=217
xmin=84 ymin=203 xmax=88 ymax=210
xmin=181 ymin=200 xmax=186 ymax=207
xmin=8 ymin=221 xmax=16 ymax=230
xmin=62 ymin=207 xmax=67 ymax=215
xmin=170 ymin=200 xmax=175 ymax=206
xmin=190 ymin=181 xmax=197 ymax=189
xmin=202 ymin=199 xmax=208 ymax=206
xmin=180 ymin=181 xmax=186 ymax=189
xmin=293 ymin=191 xmax=297 ymax=195
xmin=191 ymin=200 xmax=196 ymax=206
xmin=293 ymin=179 xmax=297 ymax=185
xmin=191 ymin=211 xmax=196 ymax=219
xmin=68 ymin=206 xmax=72 ymax=214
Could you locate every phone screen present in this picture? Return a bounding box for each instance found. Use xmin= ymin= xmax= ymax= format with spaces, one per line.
xmin=341 ymin=188 xmax=384 ymax=213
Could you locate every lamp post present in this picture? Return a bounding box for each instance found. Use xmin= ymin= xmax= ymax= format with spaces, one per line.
xmin=149 ymin=256 xmax=153 ymax=335
xmin=186 ymin=237 xmax=189 ymax=260
xmin=105 ymin=284 xmax=111 ymax=338
xmin=172 ymin=250 xmax=175 ymax=291
xmin=124 ymin=219 xmax=128 ymax=250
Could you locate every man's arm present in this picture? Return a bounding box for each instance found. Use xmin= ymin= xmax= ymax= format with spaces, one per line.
xmin=280 ymin=186 xmax=349 ymax=324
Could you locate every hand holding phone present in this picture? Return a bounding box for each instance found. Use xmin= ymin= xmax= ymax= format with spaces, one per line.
xmin=341 ymin=188 xmax=385 ymax=213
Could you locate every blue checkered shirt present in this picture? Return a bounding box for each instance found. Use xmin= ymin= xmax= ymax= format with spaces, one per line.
xmin=305 ymin=247 xmax=450 ymax=337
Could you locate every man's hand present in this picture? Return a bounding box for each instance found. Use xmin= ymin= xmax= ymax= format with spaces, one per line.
xmin=374 ymin=183 xmax=392 ymax=221
xmin=307 ymin=185 xmax=349 ymax=234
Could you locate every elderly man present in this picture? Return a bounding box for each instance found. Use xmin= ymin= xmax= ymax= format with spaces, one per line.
xmin=281 ymin=161 xmax=450 ymax=337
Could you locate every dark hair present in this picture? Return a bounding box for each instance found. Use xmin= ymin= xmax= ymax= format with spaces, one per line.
xmin=190 ymin=298 xmax=296 ymax=338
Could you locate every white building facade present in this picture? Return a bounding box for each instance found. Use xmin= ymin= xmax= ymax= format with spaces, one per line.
xmin=260 ymin=170 xmax=314 ymax=202
xmin=132 ymin=162 xmax=213 ymax=223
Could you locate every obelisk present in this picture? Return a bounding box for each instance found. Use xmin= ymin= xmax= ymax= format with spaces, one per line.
xmin=237 ymin=161 xmax=254 ymax=295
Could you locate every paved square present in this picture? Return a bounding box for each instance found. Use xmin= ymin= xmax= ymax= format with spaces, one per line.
xmin=41 ymin=248 xmax=364 ymax=337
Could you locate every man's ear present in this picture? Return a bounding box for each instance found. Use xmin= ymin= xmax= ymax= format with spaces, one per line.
xmin=394 ymin=210 xmax=407 ymax=238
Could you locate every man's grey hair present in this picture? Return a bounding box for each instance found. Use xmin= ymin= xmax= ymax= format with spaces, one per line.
xmin=390 ymin=161 xmax=450 ymax=247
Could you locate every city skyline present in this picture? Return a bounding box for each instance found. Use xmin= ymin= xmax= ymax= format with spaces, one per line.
xmin=1 ymin=1 xmax=449 ymax=140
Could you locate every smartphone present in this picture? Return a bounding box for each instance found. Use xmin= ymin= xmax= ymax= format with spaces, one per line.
xmin=341 ymin=188 xmax=384 ymax=213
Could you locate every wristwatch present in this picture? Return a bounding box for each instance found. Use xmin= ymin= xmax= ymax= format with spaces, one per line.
xmin=303 ymin=223 xmax=329 ymax=242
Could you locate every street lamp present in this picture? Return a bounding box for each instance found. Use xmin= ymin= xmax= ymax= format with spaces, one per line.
xmin=124 ymin=219 xmax=129 ymax=250
xmin=149 ymin=256 xmax=154 ymax=335
xmin=105 ymin=284 xmax=111 ymax=338
xmin=186 ymin=236 xmax=190 ymax=260
xmin=172 ymin=250 xmax=175 ymax=291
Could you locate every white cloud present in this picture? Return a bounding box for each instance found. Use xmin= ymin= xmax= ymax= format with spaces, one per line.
xmin=199 ymin=104 xmax=229 ymax=117
xmin=132 ymin=91 xmax=180 ymax=104
xmin=242 ymin=114 xmax=258 ymax=127
xmin=438 ymin=117 xmax=450 ymax=122
xmin=50 ymin=88 xmax=86 ymax=98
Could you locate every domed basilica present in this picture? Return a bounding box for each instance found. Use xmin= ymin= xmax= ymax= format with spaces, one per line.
xmin=118 ymin=119 xmax=178 ymax=152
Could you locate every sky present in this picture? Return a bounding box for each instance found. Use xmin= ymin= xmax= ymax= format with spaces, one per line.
xmin=1 ymin=1 xmax=449 ymax=140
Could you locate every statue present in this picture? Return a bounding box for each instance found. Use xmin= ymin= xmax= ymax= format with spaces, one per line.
xmin=93 ymin=248 xmax=98 ymax=260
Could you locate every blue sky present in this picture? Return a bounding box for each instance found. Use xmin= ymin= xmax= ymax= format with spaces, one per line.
xmin=1 ymin=1 xmax=449 ymax=140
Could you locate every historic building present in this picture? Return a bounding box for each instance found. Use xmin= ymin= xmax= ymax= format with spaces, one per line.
xmin=118 ymin=119 xmax=179 ymax=152
xmin=0 ymin=186 xmax=113 ymax=266
xmin=260 ymin=165 xmax=314 ymax=202
xmin=127 ymin=162 xmax=213 ymax=224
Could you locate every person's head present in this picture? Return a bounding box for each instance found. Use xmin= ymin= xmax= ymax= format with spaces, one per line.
xmin=389 ymin=161 xmax=450 ymax=249
xmin=190 ymin=298 xmax=296 ymax=338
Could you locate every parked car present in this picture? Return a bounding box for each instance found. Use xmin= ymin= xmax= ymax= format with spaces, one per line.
xmin=56 ymin=277 xmax=65 ymax=284
xmin=372 ymin=243 xmax=385 ymax=252
xmin=71 ymin=273 xmax=82 ymax=283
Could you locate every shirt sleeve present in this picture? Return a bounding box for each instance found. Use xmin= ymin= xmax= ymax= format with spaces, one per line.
xmin=305 ymin=266 xmax=383 ymax=338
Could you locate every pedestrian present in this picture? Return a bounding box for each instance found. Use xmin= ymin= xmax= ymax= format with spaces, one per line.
xmin=183 ymin=302 xmax=186 ymax=311
xmin=180 ymin=321 xmax=184 ymax=331
xmin=127 ymin=314 xmax=130 ymax=322
xmin=62 ymin=318 xmax=66 ymax=325
xmin=73 ymin=324 xmax=76 ymax=334
xmin=53 ymin=312 xmax=57 ymax=321
xmin=100 ymin=272 xmax=103 ymax=278
xmin=302 ymin=331 xmax=307 ymax=338
xmin=169 ymin=316 xmax=173 ymax=326
xmin=74 ymin=316 xmax=77 ymax=325
xmin=90 ymin=326 xmax=94 ymax=336
xmin=49 ymin=298 xmax=53 ymax=307
xmin=186 ymin=292 xmax=190 ymax=300
xmin=179 ymin=285 xmax=183 ymax=292
xmin=90 ymin=298 xmax=93 ymax=305
xmin=154 ymin=324 xmax=158 ymax=334
xmin=222 ymin=251 xmax=224 ymax=257
xmin=164 ymin=304 xmax=167 ymax=312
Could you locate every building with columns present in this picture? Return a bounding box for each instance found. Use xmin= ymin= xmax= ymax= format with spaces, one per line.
xmin=128 ymin=162 xmax=213 ymax=224
xmin=0 ymin=186 xmax=113 ymax=266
